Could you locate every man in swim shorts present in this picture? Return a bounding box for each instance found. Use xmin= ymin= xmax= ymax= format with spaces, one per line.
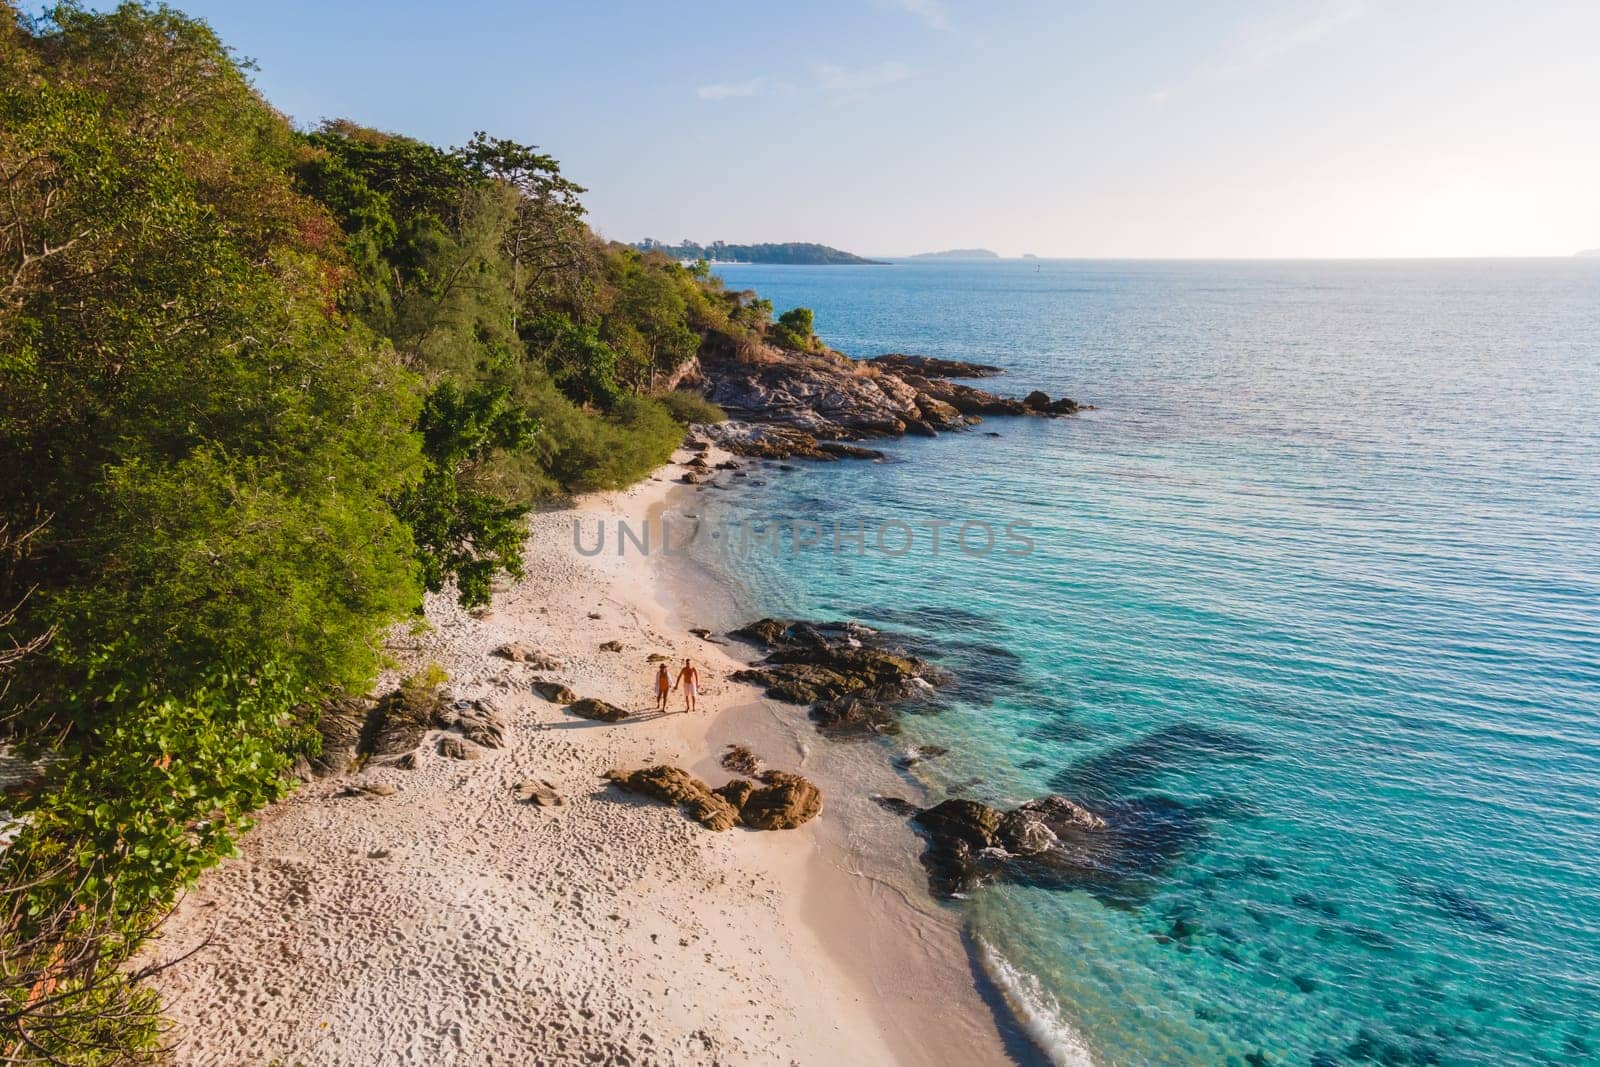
xmin=673 ymin=658 xmax=700 ymax=714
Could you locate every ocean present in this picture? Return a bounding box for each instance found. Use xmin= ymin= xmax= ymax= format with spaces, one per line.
xmin=695 ymin=258 xmax=1600 ymax=1066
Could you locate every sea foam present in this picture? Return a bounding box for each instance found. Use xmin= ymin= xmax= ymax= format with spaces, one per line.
xmin=975 ymin=936 xmax=1097 ymax=1067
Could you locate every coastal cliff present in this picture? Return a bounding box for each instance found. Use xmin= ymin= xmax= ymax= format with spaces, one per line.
xmin=677 ymin=329 xmax=1086 ymax=459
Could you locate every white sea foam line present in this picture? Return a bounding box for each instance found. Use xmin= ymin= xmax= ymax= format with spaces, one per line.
xmin=974 ymin=935 xmax=1097 ymax=1067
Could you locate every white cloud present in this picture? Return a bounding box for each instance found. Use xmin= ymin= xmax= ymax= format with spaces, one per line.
xmin=1206 ymin=0 xmax=1367 ymax=78
xmin=886 ymin=0 xmax=949 ymax=31
xmin=812 ymin=60 xmax=912 ymax=94
xmin=1142 ymin=89 xmax=1171 ymax=107
xmin=695 ymin=78 xmax=768 ymax=101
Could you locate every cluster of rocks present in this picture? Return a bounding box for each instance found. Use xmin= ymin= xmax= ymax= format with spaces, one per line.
xmin=604 ymin=764 xmax=822 ymax=832
xmin=727 ymin=618 xmax=951 ymax=736
xmin=303 ymin=683 xmax=511 ymax=777
xmin=901 ymin=795 xmax=1110 ymax=897
xmin=682 ymin=334 xmax=1087 ymax=460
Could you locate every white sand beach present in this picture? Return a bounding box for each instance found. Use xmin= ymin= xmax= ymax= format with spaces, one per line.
xmin=145 ymin=446 xmax=1016 ymax=1066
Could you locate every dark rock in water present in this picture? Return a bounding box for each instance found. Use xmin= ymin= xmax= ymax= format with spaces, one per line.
xmin=720 ymin=744 xmax=763 ymax=776
xmin=731 ymin=617 xmax=790 ymax=648
xmin=605 ymin=766 xmax=739 ymax=831
xmin=898 ymin=790 xmax=1205 ymax=901
xmin=915 ymin=799 xmax=1003 ymax=851
xmin=1291 ymin=973 xmax=1320 ymax=994
xmin=732 ymin=617 xmax=953 ymax=736
xmin=1023 ymin=390 xmax=1051 ymax=411
xmin=1046 ymin=397 xmax=1080 ymax=415
xmin=898 ymin=744 xmax=949 ymax=768
xmin=1049 ymin=722 xmax=1265 ymax=802
xmin=872 ymin=795 xmax=921 ymax=817
xmin=1397 ymin=876 xmax=1507 ymax=933
xmin=815 ymin=441 xmax=886 ymax=460
xmin=985 ymin=431 xmax=1001 ymax=437
xmin=867 ymin=353 xmax=1005 ymax=379
xmin=811 ymin=692 xmax=901 ymax=735
xmin=569 ymin=697 xmax=628 ymax=723
xmin=530 ymin=679 xmax=578 ymax=705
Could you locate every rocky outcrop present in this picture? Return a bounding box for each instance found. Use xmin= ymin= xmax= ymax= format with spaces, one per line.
xmin=907 ymin=794 xmax=1121 ymax=897
xmin=736 ymin=771 xmax=823 ymax=830
xmin=866 ymin=353 xmax=1005 ymax=378
xmin=605 ymin=766 xmax=739 ymax=831
xmin=605 ymin=765 xmax=823 ymax=832
xmin=568 ymin=697 xmax=628 ymax=723
xmin=686 ymin=332 xmax=1086 ymax=460
xmin=728 ymin=618 xmax=948 ymax=736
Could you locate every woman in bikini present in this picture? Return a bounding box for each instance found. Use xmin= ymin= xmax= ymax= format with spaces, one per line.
xmin=654 ymin=663 xmax=672 ymax=712
xmin=673 ymin=658 xmax=700 ymax=714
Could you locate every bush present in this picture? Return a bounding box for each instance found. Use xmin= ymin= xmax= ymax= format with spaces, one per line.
xmin=658 ymin=390 xmax=726 ymax=425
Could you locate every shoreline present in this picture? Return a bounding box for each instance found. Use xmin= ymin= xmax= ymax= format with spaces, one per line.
xmin=144 ymin=443 xmax=1023 ymax=1066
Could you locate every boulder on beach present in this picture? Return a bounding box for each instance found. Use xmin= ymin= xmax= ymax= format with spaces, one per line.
xmin=569 ymin=697 xmax=629 ymax=723
xmin=738 ymin=771 xmax=823 ymax=830
xmin=492 ymin=642 xmax=562 ymax=670
xmin=599 ymin=639 xmax=624 ymax=652
xmin=436 ymin=735 xmax=480 ymax=761
xmin=604 ymin=766 xmax=740 ymax=831
xmin=530 ymin=679 xmax=579 ymax=705
xmin=434 ymin=698 xmax=507 ymax=749
xmin=514 ymin=779 xmax=565 ymax=807
xmin=605 ymin=765 xmax=823 ymax=832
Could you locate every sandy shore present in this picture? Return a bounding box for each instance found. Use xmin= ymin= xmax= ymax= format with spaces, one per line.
xmin=146 ymin=444 xmax=1020 ymax=1066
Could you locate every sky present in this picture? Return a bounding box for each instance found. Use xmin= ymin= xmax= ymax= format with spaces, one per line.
xmin=94 ymin=0 xmax=1600 ymax=258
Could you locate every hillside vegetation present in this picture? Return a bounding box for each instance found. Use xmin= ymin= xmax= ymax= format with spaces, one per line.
xmin=0 ymin=3 xmax=799 ymax=1061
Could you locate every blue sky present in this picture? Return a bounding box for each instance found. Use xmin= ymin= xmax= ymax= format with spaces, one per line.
xmin=99 ymin=0 xmax=1600 ymax=257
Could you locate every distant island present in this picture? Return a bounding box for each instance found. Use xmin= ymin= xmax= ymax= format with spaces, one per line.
xmin=634 ymin=239 xmax=886 ymax=265
xmin=909 ymin=248 xmax=1000 ymax=260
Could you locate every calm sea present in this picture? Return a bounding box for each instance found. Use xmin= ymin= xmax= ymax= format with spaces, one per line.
xmin=702 ymin=259 xmax=1600 ymax=1066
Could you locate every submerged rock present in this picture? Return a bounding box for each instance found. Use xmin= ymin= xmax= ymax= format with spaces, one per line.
xmin=867 ymin=353 xmax=1005 ymax=379
xmin=730 ymin=617 xmax=952 ymax=736
xmin=905 ymin=793 xmax=1122 ymax=897
xmin=720 ymin=744 xmax=763 ymax=777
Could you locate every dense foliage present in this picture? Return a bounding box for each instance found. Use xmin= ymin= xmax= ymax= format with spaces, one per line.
xmin=0 ymin=3 xmax=762 ymax=1061
xmin=634 ymin=238 xmax=886 ymax=265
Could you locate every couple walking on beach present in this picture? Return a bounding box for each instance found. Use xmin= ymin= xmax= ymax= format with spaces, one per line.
xmin=655 ymin=659 xmax=699 ymax=714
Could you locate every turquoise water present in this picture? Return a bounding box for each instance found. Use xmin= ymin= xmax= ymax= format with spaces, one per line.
xmin=702 ymin=260 xmax=1600 ymax=1066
